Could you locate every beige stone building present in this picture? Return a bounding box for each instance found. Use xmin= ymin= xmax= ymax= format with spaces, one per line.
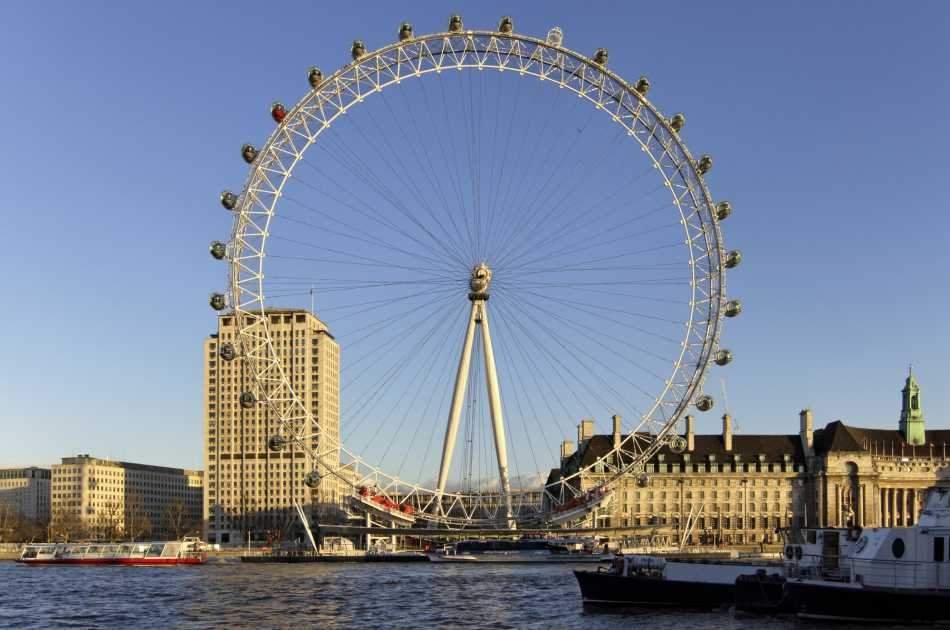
xmin=551 ymin=372 xmax=949 ymax=545
xmin=50 ymin=455 xmax=202 ymax=540
xmin=0 ymin=467 xmax=51 ymax=525
xmin=204 ymin=309 xmax=342 ymax=545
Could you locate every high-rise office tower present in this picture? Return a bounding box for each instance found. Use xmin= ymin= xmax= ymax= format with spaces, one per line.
xmin=203 ymin=309 xmax=341 ymax=544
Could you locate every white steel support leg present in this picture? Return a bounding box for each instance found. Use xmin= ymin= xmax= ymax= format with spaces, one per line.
xmin=435 ymin=300 xmax=479 ymax=510
xmin=478 ymin=303 xmax=515 ymax=529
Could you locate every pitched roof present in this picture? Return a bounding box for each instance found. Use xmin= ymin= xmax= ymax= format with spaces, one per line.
xmin=814 ymin=420 xmax=950 ymax=454
xmin=570 ymin=432 xmax=805 ymax=471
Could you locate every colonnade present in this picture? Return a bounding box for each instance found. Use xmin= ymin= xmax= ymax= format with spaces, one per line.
xmin=880 ymin=487 xmax=921 ymax=527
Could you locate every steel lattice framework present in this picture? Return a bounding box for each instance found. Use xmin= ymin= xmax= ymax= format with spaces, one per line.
xmin=221 ymin=25 xmax=732 ymax=528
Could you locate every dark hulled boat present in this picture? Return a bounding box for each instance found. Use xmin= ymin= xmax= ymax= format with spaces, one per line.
xmin=736 ymin=488 xmax=950 ymax=623
xmin=574 ymin=555 xmax=778 ymax=609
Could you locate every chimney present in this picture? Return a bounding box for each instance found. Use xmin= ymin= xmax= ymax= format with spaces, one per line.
xmin=612 ymin=414 xmax=622 ymax=450
xmin=686 ymin=414 xmax=695 ymax=452
xmin=800 ymin=408 xmax=814 ymax=455
xmin=577 ymin=419 xmax=594 ymax=449
xmin=722 ymin=413 xmax=733 ymax=452
xmin=560 ymin=440 xmax=575 ymax=465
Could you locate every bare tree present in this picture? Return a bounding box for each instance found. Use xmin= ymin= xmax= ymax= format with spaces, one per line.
xmin=98 ymin=501 xmax=123 ymax=541
xmin=123 ymin=496 xmax=151 ymax=542
xmin=164 ymin=498 xmax=197 ymax=540
xmin=51 ymin=508 xmax=87 ymax=542
xmin=0 ymin=504 xmax=22 ymax=542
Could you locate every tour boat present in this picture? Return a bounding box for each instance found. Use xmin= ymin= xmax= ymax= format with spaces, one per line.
xmin=574 ymin=554 xmax=779 ymax=608
xmin=735 ymin=487 xmax=950 ymax=623
xmin=429 ymin=537 xmax=612 ymax=563
xmin=16 ymin=538 xmax=207 ymax=566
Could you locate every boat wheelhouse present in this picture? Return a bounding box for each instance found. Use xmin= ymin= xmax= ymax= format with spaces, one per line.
xmin=736 ymin=487 xmax=950 ymax=623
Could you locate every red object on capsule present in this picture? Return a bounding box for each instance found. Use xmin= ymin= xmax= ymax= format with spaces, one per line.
xmin=271 ymin=102 xmax=287 ymax=123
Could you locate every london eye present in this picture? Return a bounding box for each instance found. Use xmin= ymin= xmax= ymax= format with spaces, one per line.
xmin=209 ymin=16 xmax=741 ymax=529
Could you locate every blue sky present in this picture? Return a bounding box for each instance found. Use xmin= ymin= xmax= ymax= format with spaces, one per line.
xmin=1 ymin=1 xmax=948 ymax=471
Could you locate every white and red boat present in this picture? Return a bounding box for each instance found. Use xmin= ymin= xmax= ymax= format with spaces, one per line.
xmin=16 ymin=537 xmax=206 ymax=566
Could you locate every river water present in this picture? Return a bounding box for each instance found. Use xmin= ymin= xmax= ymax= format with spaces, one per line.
xmin=0 ymin=560 xmax=880 ymax=629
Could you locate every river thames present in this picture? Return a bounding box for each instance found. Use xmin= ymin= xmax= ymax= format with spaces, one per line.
xmin=0 ymin=560 xmax=893 ymax=629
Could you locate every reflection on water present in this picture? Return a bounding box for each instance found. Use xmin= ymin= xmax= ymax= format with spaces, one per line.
xmin=0 ymin=560 xmax=875 ymax=629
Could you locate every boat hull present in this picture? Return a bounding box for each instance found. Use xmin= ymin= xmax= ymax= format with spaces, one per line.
xmin=429 ymin=552 xmax=609 ymax=564
xmin=16 ymin=556 xmax=205 ymax=566
xmin=784 ymin=580 xmax=950 ymax=623
xmin=573 ymin=569 xmax=735 ymax=609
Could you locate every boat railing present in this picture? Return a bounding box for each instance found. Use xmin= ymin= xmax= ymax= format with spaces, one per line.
xmin=793 ymin=552 xmax=950 ymax=590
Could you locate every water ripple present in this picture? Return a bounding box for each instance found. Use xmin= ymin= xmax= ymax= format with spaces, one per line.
xmin=0 ymin=561 xmax=884 ymax=629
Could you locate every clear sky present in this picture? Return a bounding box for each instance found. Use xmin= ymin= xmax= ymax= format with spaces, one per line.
xmin=1 ymin=1 xmax=948 ymax=472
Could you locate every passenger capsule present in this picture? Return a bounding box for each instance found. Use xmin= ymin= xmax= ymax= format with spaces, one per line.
xmin=498 ymin=16 xmax=513 ymax=33
xmin=697 ymin=155 xmax=713 ymax=175
xmin=714 ymin=349 xmax=733 ymax=366
xmin=716 ymin=201 xmax=732 ymax=221
xmin=695 ymin=394 xmax=715 ymax=412
xmin=634 ymin=76 xmax=651 ymax=95
xmin=271 ymin=102 xmax=287 ymax=124
xmin=209 ymin=241 xmax=227 ymax=260
xmin=220 ymin=190 xmax=238 ymax=210
xmin=351 ymin=40 xmax=366 ymax=60
xmin=637 ymin=473 xmax=650 ymax=488
xmin=545 ymin=27 xmax=564 ymax=47
xmin=399 ymin=22 xmax=413 ymax=41
xmin=241 ymin=144 xmax=258 ymax=164
xmin=308 ymin=66 xmax=323 ymax=89
xmin=268 ymin=435 xmax=287 ymax=452
xmin=239 ymin=391 xmax=256 ymax=409
xmin=725 ymin=250 xmax=742 ymax=269
xmin=670 ymin=113 xmax=685 ymax=132
xmin=448 ymin=15 xmax=463 ymax=32
xmin=219 ymin=343 xmax=236 ymax=362
xmin=304 ymin=471 xmax=321 ymax=488
xmin=724 ymin=300 xmax=742 ymax=318
xmin=669 ymin=435 xmax=688 ymax=454
xmin=593 ymin=48 xmax=608 ymax=66
xmin=209 ymin=293 xmax=226 ymax=311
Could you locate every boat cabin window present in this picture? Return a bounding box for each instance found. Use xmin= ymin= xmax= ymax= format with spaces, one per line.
xmin=892 ymin=537 xmax=905 ymax=559
xmin=934 ymin=536 xmax=945 ymax=562
xmin=806 ymin=530 xmax=817 ymax=544
xmin=148 ymin=543 xmax=165 ymax=556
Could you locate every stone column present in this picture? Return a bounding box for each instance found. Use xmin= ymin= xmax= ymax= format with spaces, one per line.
xmin=859 ymin=483 xmax=865 ymax=527
xmin=880 ymin=488 xmax=886 ymax=526
xmin=888 ymin=488 xmax=895 ymax=527
xmin=909 ymin=489 xmax=916 ymax=526
xmin=897 ymin=489 xmax=904 ymax=526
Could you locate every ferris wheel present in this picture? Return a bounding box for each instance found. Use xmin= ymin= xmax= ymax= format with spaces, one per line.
xmin=210 ymin=16 xmax=742 ymax=529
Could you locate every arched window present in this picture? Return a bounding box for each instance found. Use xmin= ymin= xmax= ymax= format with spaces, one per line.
xmin=912 ymin=394 xmax=919 ymax=410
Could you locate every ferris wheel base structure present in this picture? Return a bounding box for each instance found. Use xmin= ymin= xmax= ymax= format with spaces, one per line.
xmin=210 ymin=15 xmax=743 ymax=531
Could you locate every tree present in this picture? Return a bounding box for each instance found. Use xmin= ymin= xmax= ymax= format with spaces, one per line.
xmin=0 ymin=504 xmax=22 ymax=542
xmin=51 ymin=508 xmax=87 ymax=542
xmin=123 ymin=496 xmax=151 ymax=542
xmin=164 ymin=499 xmax=198 ymax=540
xmin=98 ymin=501 xmax=123 ymax=541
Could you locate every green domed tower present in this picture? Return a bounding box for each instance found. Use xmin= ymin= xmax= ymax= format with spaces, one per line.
xmin=899 ymin=368 xmax=926 ymax=446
